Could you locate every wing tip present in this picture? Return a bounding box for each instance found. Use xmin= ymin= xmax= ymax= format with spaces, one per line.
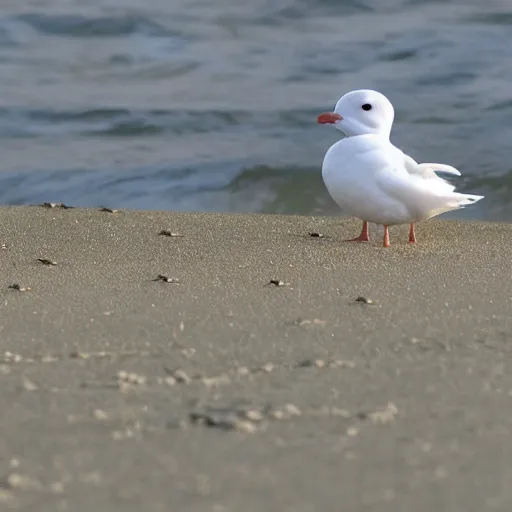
xmin=420 ymin=163 xmax=462 ymax=177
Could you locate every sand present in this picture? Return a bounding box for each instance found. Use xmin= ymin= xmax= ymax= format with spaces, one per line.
xmin=0 ymin=205 xmax=511 ymax=511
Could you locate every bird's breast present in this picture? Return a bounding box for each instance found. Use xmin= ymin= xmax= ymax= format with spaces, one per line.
xmin=320 ymin=138 xmax=411 ymax=224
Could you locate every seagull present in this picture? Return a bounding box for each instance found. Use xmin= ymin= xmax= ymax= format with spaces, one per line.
xmin=317 ymin=89 xmax=483 ymax=247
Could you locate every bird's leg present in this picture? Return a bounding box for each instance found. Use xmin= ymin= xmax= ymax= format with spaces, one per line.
xmin=383 ymin=225 xmax=390 ymax=247
xmin=344 ymin=221 xmax=370 ymax=242
xmin=408 ymin=223 xmax=416 ymax=244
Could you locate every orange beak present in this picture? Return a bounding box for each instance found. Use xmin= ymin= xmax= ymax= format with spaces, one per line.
xmin=317 ymin=112 xmax=343 ymax=124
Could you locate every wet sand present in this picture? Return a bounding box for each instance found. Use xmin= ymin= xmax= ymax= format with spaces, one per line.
xmin=0 ymin=205 xmax=511 ymax=511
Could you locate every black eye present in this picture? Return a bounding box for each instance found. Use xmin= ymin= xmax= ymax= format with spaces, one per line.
xmin=362 ymin=104 xmax=372 ymax=111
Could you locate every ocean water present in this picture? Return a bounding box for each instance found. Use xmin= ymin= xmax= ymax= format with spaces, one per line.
xmin=0 ymin=0 xmax=511 ymax=220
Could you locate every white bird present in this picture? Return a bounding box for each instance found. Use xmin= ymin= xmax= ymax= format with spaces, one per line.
xmin=317 ymin=89 xmax=484 ymax=247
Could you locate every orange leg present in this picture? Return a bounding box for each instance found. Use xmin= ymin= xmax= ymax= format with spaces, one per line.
xmin=408 ymin=223 xmax=416 ymax=244
xmin=344 ymin=221 xmax=370 ymax=242
xmin=383 ymin=225 xmax=390 ymax=247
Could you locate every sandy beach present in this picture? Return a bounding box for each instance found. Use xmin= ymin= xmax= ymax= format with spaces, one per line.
xmin=0 ymin=205 xmax=511 ymax=511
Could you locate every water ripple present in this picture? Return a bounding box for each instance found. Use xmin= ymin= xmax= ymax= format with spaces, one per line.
xmin=16 ymin=13 xmax=173 ymax=37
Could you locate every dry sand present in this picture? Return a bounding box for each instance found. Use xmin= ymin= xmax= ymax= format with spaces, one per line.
xmin=0 ymin=205 xmax=511 ymax=511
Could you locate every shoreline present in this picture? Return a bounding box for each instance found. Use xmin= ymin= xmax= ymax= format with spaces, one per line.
xmin=1 ymin=205 xmax=511 ymax=511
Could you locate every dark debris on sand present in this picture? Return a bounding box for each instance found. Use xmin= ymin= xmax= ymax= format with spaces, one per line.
xmin=158 ymin=230 xmax=184 ymax=237
xmin=153 ymin=274 xmax=181 ymax=284
xmin=267 ymin=279 xmax=290 ymax=287
xmin=37 ymin=258 xmax=57 ymax=266
xmin=40 ymin=202 xmax=74 ymax=209
xmin=355 ymin=296 xmax=374 ymax=305
xmin=8 ymin=284 xmax=32 ymax=292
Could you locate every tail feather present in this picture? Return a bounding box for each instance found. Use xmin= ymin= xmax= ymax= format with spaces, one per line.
xmin=453 ymin=193 xmax=484 ymax=207
xmin=425 ymin=193 xmax=484 ymax=219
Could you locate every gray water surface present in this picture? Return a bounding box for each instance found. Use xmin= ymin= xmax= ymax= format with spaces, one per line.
xmin=0 ymin=0 xmax=511 ymax=220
